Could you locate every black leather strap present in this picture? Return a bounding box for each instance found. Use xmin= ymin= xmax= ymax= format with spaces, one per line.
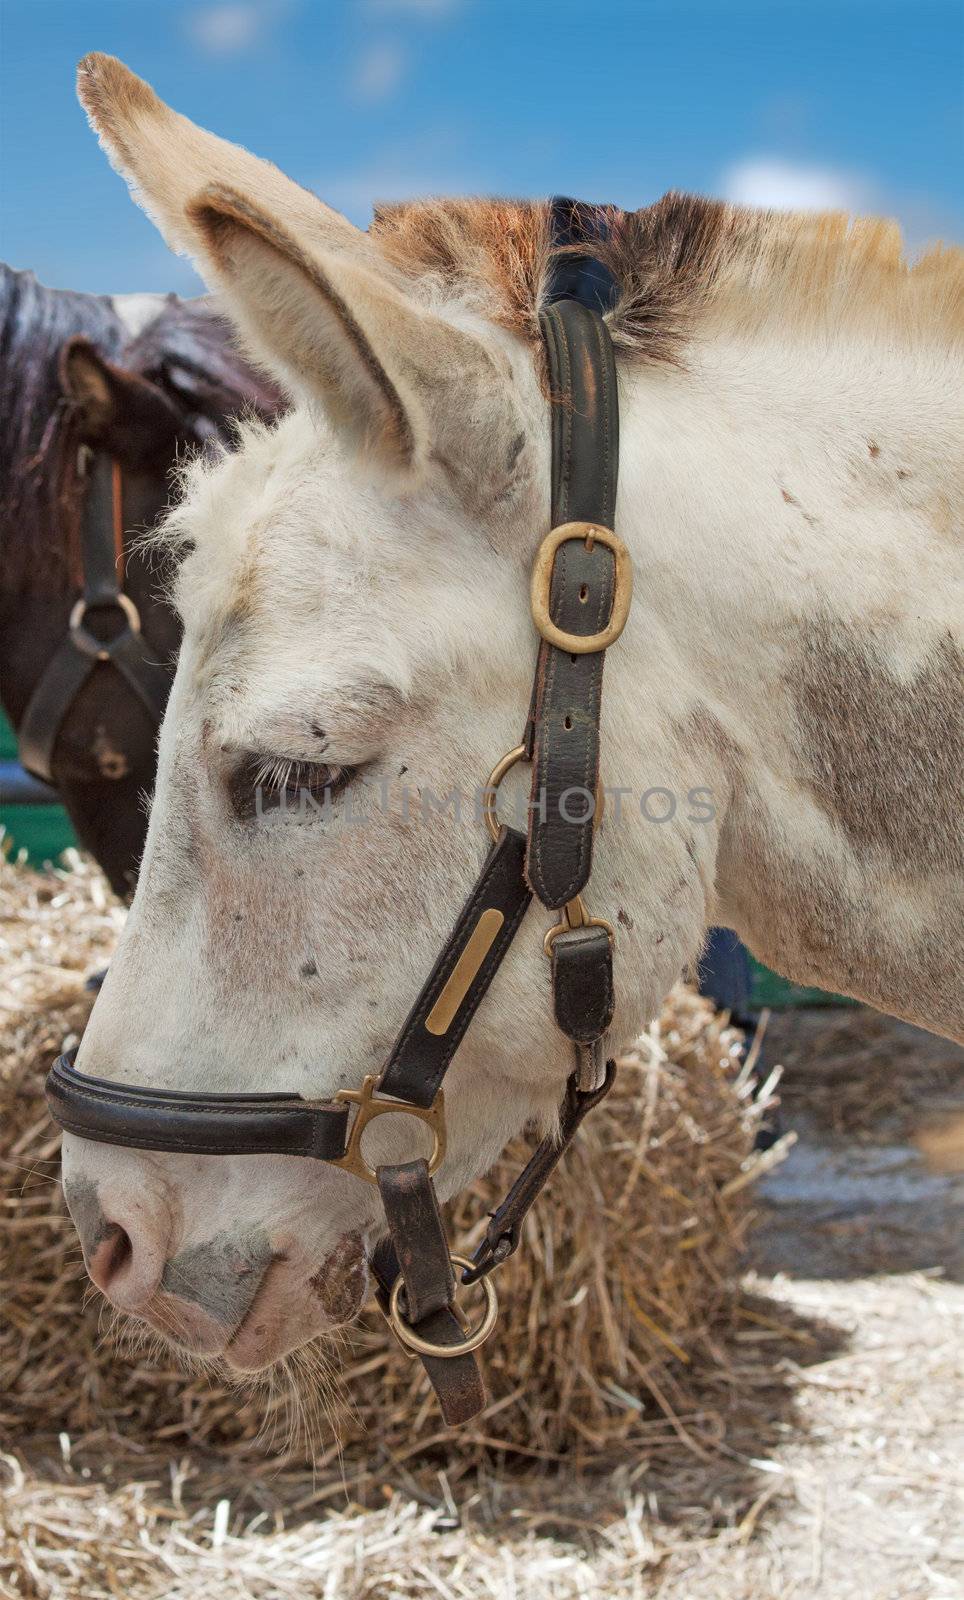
xmin=376 ymin=1158 xmax=456 ymax=1323
xmin=546 ymin=197 xmax=621 ymax=313
xmin=551 ymin=924 xmax=615 ymax=1043
xmin=78 ymin=451 xmax=122 ymax=605
xmin=98 ymin=627 xmax=172 ymax=724
xmin=465 ymin=1060 xmax=616 ymax=1285
xmin=379 ymin=826 xmax=532 ymax=1108
xmin=18 ymin=636 xmax=99 ymax=782
xmin=525 ymin=300 xmax=620 ymax=909
xmin=45 ymin=1054 xmax=351 ymax=1160
xmin=372 ymin=1160 xmax=486 ymax=1425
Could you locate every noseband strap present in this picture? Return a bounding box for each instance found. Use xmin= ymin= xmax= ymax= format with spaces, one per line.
xmin=45 ymin=1053 xmax=351 ymax=1160
xmin=45 ymin=199 xmax=632 ymax=1426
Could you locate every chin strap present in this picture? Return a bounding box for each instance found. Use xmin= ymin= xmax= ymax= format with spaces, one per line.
xmin=463 ymin=1054 xmax=616 ymax=1287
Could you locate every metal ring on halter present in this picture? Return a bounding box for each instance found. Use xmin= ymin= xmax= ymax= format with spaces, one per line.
xmin=482 ymin=744 xmax=527 ymax=843
xmin=482 ymin=745 xmax=606 ymax=844
xmin=69 ymin=594 xmax=142 ymax=661
xmin=331 ymin=1074 xmax=446 ymax=1187
xmin=543 ymin=894 xmax=616 ymax=957
xmin=388 ymin=1253 xmax=499 ymax=1358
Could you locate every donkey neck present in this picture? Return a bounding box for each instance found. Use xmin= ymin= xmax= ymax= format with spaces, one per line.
xmin=613 ymin=316 xmax=963 ymax=1038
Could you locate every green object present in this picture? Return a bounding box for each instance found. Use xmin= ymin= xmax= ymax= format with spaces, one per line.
xmin=748 ymin=955 xmax=852 ymax=1009
xmin=0 ymin=710 xmax=78 ymax=866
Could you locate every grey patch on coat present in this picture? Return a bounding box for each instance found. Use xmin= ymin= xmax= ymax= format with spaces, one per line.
xmin=63 ymin=1175 xmax=112 ymax=1260
xmin=161 ymin=1227 xmax=273 ymax=1327
xmin=789 ymin=620 xmax=964 ymax=876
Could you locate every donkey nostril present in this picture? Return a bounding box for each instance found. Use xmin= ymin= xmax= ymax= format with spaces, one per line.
xmin=87 ymin=1222 xmax=134 ymax=1292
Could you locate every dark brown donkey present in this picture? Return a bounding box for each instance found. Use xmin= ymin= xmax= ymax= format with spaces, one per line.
xmin=0 ymin=265 xmax=281 ymax=897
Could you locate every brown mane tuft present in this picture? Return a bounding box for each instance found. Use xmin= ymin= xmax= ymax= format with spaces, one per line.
xmin=370 ymin=192 xmax=963 ymax=364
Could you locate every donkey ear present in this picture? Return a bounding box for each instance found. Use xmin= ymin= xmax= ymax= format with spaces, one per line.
xmin=185 ymin=183 xmax=503 ymax=473
xmin=59 ymin=337 xmax=117 ymax=423
xmin=78 ymin=55 xmax=528 ymax=491
xmin=59 ymin=337 xmax=183 ymax=465
xmin=76 ymin=54 xmax=365 ymax=275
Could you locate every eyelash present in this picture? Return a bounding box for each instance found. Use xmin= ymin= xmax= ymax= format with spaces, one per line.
xmin=231 ymin=755 xmax=354 ymax=821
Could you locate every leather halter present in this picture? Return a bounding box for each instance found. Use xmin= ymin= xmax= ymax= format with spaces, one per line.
xmin=18 ymin=441 xmax=171 ymax=785
xmin=45 ymin=200 xmax=633 ymax=1426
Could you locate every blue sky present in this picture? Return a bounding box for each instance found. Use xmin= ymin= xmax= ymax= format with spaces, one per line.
xmin=1 ymin=0 xmax=961 ymax=297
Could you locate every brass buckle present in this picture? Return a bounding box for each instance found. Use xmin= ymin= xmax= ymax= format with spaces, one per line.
xmin=530 ymin=521 xmax=633 ymax=655
xmin=543 ymin=894 xmax=615 ymax=957
xmin=483 ymin=744 xmax=606 ymax=844
xmin=331 ymin=1074 xmax=446 ymax=1187
xmin=387 ymin=1253 xmax=499 ymax=1358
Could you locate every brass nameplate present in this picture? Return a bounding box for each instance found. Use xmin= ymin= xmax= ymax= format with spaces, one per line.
xmin=424 ymin=908 xmax=505 ymax=1036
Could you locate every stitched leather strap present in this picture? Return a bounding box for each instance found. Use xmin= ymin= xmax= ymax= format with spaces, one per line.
xmin=376 ymin=1158 xmax=456 ymax=1322
xmin=546 ymin=197 xmax=621 ymax=313
xmin=525 ymin=300 xmax=620 ymax=909
xmin=373 ymin=1160 xmax=486 ymax=1424
xmin=45 ymin=1054 xmax=351 ymax=1160
xmin=379 ymin=826 xmax=532 ymax=1108
xmin=551 ymin=923 xmax=615 ymax=1043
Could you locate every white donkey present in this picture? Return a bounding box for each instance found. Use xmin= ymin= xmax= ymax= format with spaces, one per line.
xmin=62 ymin=55 xmax=962 ymax=1376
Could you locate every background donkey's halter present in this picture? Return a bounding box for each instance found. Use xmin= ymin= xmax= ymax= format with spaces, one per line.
xmin=18 ymin=442 xmax=172 ymax=787
xmin=44 ymin=198 xmax=633 ymax=1427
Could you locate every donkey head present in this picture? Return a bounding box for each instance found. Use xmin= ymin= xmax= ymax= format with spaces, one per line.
xmin=65 ymin=57 xmax=711 ymax=1374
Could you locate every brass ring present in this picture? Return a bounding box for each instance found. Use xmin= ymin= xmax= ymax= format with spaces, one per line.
xmin=482 ymin=744 xmax=527 ymax=843
xmin=482 ymin=745 xmax=606 ymax=843
xmin=388 ymin=1254 xmax=499 ymax=1358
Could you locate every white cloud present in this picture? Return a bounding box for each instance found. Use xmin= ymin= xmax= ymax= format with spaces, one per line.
xmin=187 ymin=2 xmax=273 ymax=57
xmin=352 ymin=40 xmax=407 ymax=102
xmin=721 ymin=157 xmax=870 ymax=214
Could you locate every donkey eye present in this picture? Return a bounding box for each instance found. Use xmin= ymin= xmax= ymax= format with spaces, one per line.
xmin=230 ymin=755 xmax=354 ymax=822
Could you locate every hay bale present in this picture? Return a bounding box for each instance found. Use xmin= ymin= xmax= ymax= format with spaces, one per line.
xmin=1 ymin=852 xmax=783 ymax=1472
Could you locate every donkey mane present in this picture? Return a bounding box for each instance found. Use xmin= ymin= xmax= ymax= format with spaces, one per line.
xmin=372 ymin=192 xmax=964 ymax=365
xmin=0 ymin=265 xmax=125 ymax=594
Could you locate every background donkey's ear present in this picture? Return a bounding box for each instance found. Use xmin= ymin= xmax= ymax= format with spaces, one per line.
xmin=59 ymin=337 xmax=184 ymax=466
xmin=186 ymin=183 xmax=508 ymax=476
xmin=76 ymin=54 xmax=365 ymax=275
